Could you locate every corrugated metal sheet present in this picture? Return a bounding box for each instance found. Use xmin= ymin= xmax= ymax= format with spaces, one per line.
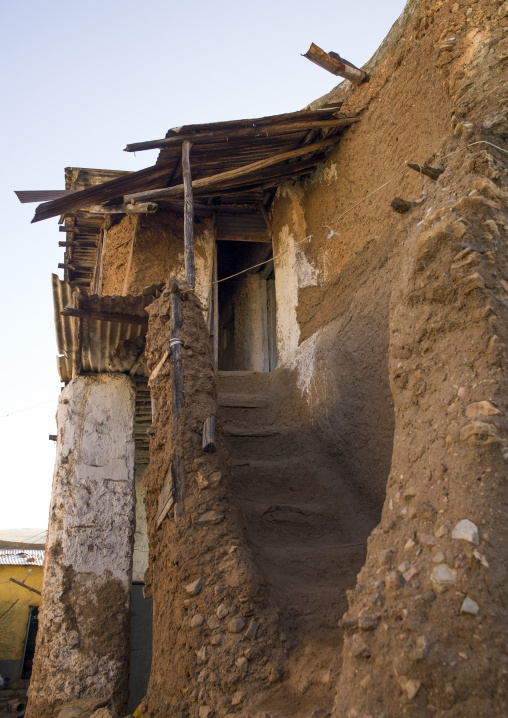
xmin=134 ymin=377 xmax=151 ymax=467
xmin=0 ymin=550 xmax=45 ymax=566
xmin=52 ymin=275 xmax=155 ymax=383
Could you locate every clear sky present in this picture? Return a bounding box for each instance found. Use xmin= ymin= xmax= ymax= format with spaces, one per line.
xmin=0 ymin=0 xmax=407 ymax=531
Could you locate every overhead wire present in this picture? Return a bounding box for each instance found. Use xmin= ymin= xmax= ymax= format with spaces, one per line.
xmin=205 ymin=139 xmax=507 ymax=288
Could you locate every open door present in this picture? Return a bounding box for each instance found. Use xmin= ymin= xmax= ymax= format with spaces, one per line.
xmin=216 ymin=240 xmax=277 ymax=372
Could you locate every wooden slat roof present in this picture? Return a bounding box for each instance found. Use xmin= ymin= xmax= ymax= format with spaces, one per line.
xmin=31 ymin=106 xmax=358 ymax=223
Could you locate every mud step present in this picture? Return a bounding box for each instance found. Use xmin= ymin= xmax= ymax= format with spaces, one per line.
xmin=218 ymin=393 xmax=268 ymax=408
xmin=224 ymin=425 xmax=282 ymax=437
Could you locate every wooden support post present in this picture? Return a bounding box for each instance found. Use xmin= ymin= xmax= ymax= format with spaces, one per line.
xmin=202 ymin=415 xmax=217 ymax=453
xmin=169 ymin=282 xmax=185 ymax=518
xmin=407 ymin=163 xmax=444 ymax=181
xmin=391 ymin=197 xmax=415 ymax=214
xmin=182 ymin=141 xmax=196 ymax=289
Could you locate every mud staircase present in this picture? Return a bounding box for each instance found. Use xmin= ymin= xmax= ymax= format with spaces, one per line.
xmin=217 ymin=370 xmax=375 ymax=708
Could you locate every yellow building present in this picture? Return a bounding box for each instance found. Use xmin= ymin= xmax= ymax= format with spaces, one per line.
xmin=0 ymin=547 xmax=44 ymax=682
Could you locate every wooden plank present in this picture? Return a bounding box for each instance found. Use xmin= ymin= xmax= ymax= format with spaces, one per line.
xmin=218 ymin=394 xmax=267 ymax=408
xmin=32 ymin=161 xmax=177 ymax=223
xmin=125 ymin=117 xmax=359 ymax=152
xmin=303 ymin=43 xmax=369 ymax=83
xmin=156 ymin=468 xmax=174 ymax=529
xmin=407 ymin=163 xmax=444 ymax=181
xmin=60 ymin=305 xmax=148 ymax=327
xmin=202 ymin=415 xmax=216 ymax=453
xmin=169 ymin=283 xmax=185 ymax=518
xmin=224 ymin=426 xmax=280 ymax=437
xmin=9 ymin=579 xmax=41 ymax=596
xmin=124 ymin=139 xmax=337 ymax=204
xmin=182 ymin=141 xmax=196 ymax=289
xmin=135 ymin=107 xmax=346 ymax=143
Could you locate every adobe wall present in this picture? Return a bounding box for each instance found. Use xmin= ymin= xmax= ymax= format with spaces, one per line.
xmin=267 ymin=0 xmax=508 ymax=714
xmin=100 ymin=212 xmax=215 ymax=309
xmin=26 ymin=374 xmax=136 ymax=718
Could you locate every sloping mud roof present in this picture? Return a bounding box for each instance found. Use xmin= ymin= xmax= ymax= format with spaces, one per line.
xmin=31 ymin=107 xmax=358 ymax=222
xmin=52 ymin=275 xmax=154 ymax=383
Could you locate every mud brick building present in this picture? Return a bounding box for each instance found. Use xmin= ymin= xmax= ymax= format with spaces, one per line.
xmin=17 ymin=0 xmax=508 ymax=715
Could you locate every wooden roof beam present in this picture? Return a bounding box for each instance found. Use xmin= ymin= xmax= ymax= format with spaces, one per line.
xmin=124 ymin=139 xmax=336 ymax=204
xmin=124 ymin=117 xmax=359 ymax=152
xmin=303 ymin=43 xmax=369 ymax=84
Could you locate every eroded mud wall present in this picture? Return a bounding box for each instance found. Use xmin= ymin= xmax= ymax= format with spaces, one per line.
xmin=140 ymin=285 xmax=286 ymax=717
xmin=100 ymin=212 xmax=215 ymax=308
xmin=26 ymin=374 xmax=136 ymax=718
xmin=267 ymin=0 xmax=508 ymax=714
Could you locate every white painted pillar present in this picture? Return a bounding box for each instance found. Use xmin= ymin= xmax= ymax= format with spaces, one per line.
xmin=26 ymin=374 xmax=136 ymax=718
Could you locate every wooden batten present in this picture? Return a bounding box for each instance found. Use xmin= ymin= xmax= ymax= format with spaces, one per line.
xmin=124 ymin=138 xmax=337 ymax=204
xmin=124 ymin=117 xmax=359 ymax=153
xmin=60 ymin=305 xmax=149 ymax=327
xmin=182 ymin=141 xmax=196 ymax=290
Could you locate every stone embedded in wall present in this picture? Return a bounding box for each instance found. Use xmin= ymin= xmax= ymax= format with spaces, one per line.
xmin=26 ymin=374 xmax=136 ymax=718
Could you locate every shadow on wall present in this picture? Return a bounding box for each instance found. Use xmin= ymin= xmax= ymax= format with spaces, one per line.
xmin=290 ymin=302 xmax=395 ymax=520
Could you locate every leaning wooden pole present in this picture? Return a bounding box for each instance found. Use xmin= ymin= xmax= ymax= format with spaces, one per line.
xmin=182 ymin=140 xmax=196 ymax=289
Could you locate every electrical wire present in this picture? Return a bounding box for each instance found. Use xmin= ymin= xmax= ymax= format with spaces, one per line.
xmin=0 ymin=399 xmax=55 ymax=420
xmin=205 ymin=139 xmax=507 ymax=288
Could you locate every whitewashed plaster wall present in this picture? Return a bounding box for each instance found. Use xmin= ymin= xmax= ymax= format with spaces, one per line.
xmin=26 ymin=373 xmax=136 ymax=718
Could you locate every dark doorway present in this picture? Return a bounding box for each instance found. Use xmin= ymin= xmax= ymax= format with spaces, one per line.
xmin=128 ymin=585 xmax=153 ymax=714
xmin=216 ymin=240 xmax=277 ymax=372
xmin=21 ymin=606 xmax=38 ymax=679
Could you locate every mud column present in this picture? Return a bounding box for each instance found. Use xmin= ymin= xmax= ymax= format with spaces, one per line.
xmin=26 ymin=374 xmax=136 ymax=718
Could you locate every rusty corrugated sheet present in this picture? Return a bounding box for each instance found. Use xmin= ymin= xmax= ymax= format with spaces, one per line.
xmin=0 ymin=550 xmax=45 ymax=566
xmin=52 ymin=275 xmax=154 ymax=383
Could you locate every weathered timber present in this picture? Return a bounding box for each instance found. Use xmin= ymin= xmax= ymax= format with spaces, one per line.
xmin=49 ymin=435 xmax=57 ymax=441
xmin=169 ymin=282 xmax=185 ymax=518
xmin=71 ymin=291 xmax=82 ymax=379
xmin=32 ymin=162 xmax=176 ymax=223
xmin=124 ymin=117 xmax=359 ymax=152
xmin=193 ymin=155 xmax=325 ymax=197
xmin=182 ymin=141 xmax=196 ymax=289
xmin=124 ymin=138 xmax=339 ymax=204
xmin=129 ymin=348 xmax=146 ymax=377
xmin=59 ymin=241 xmax=96 ymax=248
xmin=259 ymin=202 xmax=273 ymax=237
xmin=407 ymin=163 xmax=445 ymax=180
xmin=158 ymin=200 xmax=260 ymax=217
xmin=61 ymin=305 xmax=148 ymax=327
xmin=202 ymin=415 xmax=217 ymax=453
xmin=156 ymin=467 xmax=175 ymax=529
xmin=159 ymin=107 xmax=346 ymax=136
xmin=303 ymin=43 xmax=369 ymax=83
xmin=58 ymin=263 xmax=76 ymax=271
xmin=88 ymin=202 xmax=158 ymax=215
xmin=148 ymin=349 xmax=170 ymax=386
xmin=391 ymin=197 xmax=415 ymax=214
xmin=9 ymin=579 xmax=41 ymax=596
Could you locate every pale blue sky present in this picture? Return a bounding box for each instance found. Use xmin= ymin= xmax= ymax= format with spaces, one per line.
xmin=0 ymin=0 xmax=407 ymax=530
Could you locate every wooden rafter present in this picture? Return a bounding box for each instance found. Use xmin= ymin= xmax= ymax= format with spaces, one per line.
xmin=125 ymin=117 xmax=359 ymax=152
xmin=124 ymin=139 xmax=336 ymax=204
